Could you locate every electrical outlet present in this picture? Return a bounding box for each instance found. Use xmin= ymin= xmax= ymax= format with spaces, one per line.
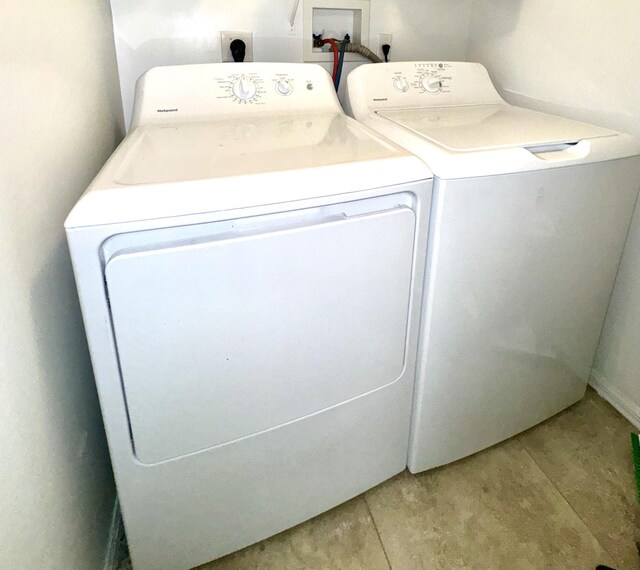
xmin=220 ymin=31 xmax=253 ymax=62
xmin=378 ymin=33 xmax=392 ymax=60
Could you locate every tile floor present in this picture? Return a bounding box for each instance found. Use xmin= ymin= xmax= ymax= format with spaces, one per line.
xmin=120 ymin=388 xmax=640 ymax=569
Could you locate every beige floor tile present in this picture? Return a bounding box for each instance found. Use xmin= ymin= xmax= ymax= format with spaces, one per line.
xmin=197 ymin=497 xmax=390 ymax=570
xmin=365 ymin=441 xmax=615 ymax=570
xmin=517 ymin=388 xmax=640 ymax=569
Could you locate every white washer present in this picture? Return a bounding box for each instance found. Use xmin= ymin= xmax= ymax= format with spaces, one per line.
xmin=345 ymin=61 xmax=640 ymax=473
xmin=65 ymin=63 xmax=433 ymax=569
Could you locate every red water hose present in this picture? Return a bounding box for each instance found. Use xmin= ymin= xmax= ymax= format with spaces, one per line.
xmin=322 ymin=39 xmax=339 ymax=82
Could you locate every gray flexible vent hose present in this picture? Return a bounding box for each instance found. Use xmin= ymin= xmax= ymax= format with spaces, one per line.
xmin=344 ymin=43 xmax=382 ymax=63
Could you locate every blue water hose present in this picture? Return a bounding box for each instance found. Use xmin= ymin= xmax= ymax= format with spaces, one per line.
xmin=334 ymin=40 xmax=347 ymax=91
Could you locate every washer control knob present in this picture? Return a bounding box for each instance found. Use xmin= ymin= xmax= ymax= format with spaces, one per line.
xmin=422 ymin=75 xmax=442 ymax=94
xmin=275 ymin=79 xmax=293 ymax=96
xmin=231 ymin=77 xmax=257 ymax=101
xmin=393 ymin=77 xmax=409 ymax=93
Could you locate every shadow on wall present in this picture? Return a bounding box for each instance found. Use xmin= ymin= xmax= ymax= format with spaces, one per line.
xmin=468 ymin=0 xmax=522 ymax=38
xmin=30 ymin=235 xmax=116 ymax=560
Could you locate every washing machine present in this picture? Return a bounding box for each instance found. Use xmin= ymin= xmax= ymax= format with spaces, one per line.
xmin=65 ymin=62 xmax=433 ymax=569
xmin=345 ymin=61 xmax=640 ymax=473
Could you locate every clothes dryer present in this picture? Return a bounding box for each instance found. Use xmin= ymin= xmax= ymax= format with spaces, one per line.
xmin=66 ymin=63 xmax=433 ymax=569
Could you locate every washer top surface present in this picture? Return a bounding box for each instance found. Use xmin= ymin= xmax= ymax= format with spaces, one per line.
xmin=345 ymin=61 xmax=640 ymax=178
xmin=66 ymin=63 xmax=431 ymax=228
xmin=377 ymin=104 xmax=613 ymax=152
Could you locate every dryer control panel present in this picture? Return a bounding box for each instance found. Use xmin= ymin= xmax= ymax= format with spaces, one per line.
xmin=218 ymin=72 xmax=301 ymax=105
xmin=130 ymin=63 xmax=342 ymax=128
xmin=345 ymin=61 xmax=506 ymax=117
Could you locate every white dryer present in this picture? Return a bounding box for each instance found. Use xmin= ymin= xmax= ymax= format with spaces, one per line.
xmin=345 ymin=61 xmax=640 ymax=473
xmin=65 ymin=63 xmax=433 ymax=569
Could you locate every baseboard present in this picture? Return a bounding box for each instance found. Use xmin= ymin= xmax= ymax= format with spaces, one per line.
xmin=103 ymin=498 xmax=123 ymax=570
xmin=589 ymin=371 xmax=640 ymax=429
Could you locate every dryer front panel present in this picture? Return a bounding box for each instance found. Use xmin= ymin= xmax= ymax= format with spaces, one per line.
xmin=104 ymin=201 xmax=416 ymax=464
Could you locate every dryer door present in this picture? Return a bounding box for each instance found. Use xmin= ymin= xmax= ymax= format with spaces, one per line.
xmin=104 ymin=202 xmax=416 ymax=464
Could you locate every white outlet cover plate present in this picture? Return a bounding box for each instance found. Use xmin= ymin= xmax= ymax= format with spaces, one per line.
xmin=220 ymin=31 xmax=253 ymax=62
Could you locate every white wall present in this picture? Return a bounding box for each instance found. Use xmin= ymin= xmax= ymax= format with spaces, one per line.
xmin=0 ymin=1 xmax=125 ymax=568
xmin=110 ymin=0 xmax=474 ymax=127
xmin=467 ymin=0 xmax=640 ymax=136
xmin=467 ymin=0 xmax=640 ymax=427
xmin=593 ymin=207 xmax=640 ymax=428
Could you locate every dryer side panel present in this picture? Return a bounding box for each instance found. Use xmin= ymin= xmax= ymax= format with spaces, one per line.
xmin=105 ymin=206 xmax=416 ymax=464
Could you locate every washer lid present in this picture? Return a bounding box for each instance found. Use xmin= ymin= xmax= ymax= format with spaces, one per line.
xmin=378 ymin=104 xmax=615 ymax=152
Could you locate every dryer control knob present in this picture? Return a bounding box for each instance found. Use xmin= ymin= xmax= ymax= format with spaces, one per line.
xmin=393 ymin=77 xmax=409 ymax=93
xmin=275 ymin=79 xmax=293 ymax=96
xmin=421 ymin=75 xmax=442 ymax=94
xmin=231 ymin=77 xmax=258 ymax=101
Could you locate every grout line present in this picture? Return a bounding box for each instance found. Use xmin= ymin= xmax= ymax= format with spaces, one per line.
xmin=519 ymin=443 xmax=620 ymax=565
xmin=363 ymin=493 xmax=394 ymax=570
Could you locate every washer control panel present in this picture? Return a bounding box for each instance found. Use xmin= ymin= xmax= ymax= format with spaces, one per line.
xmin=130 ymin=63 xmax=342 ymax=127
xmin=419 ymin=70 xmax=444 ymax=94
xmin=391 ymin=63 xmax=452 ymax=97
xmin=392 ymin=77 xmax=409 ymax=93
xmin=345 ymin=61 xmax=505 ymax=115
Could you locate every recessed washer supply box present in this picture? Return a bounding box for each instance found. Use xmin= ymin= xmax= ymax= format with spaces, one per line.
xmin=303 ymin=0 xmax=370 ymax=62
